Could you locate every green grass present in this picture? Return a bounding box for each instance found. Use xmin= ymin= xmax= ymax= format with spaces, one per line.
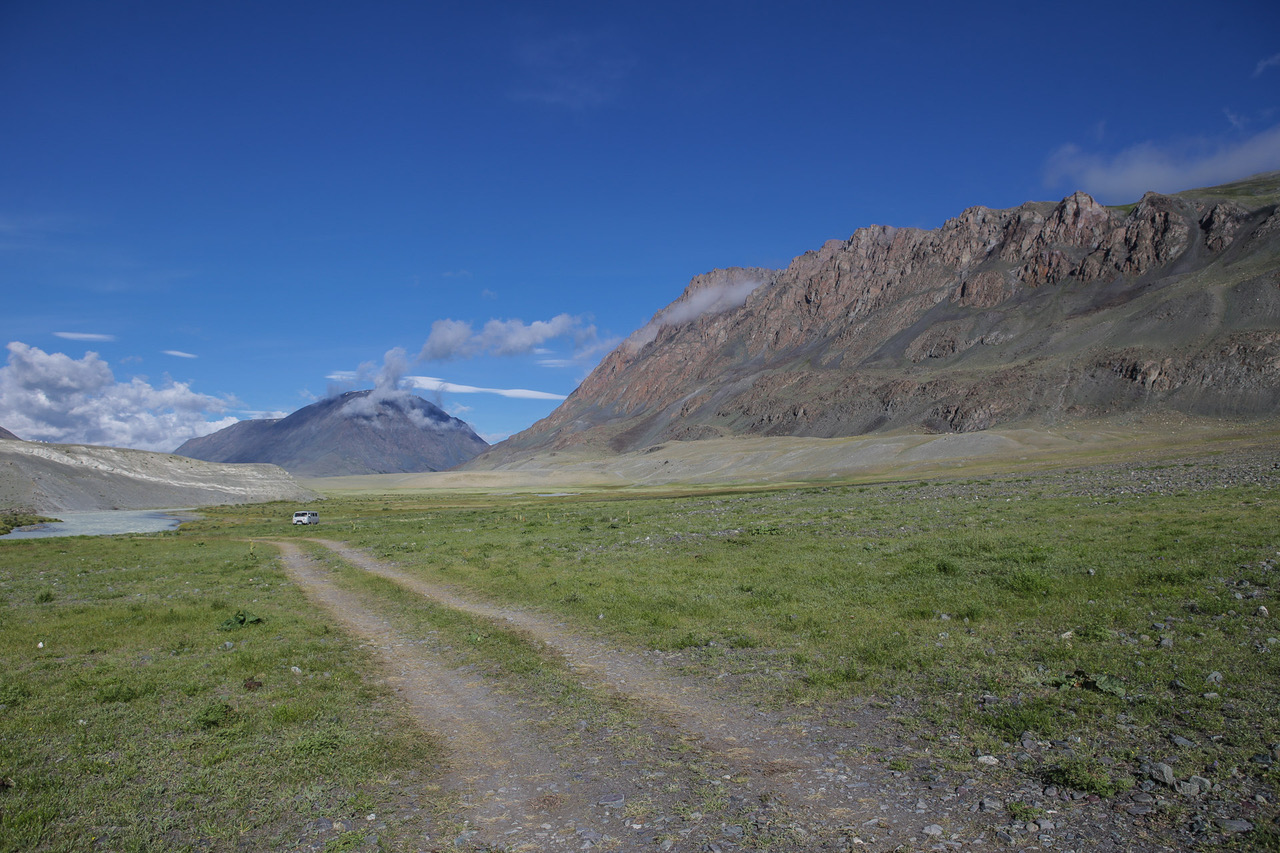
xmin=259 ymin=480 xmax=1277 ymax=775
xmin=0 ymin=536 xmax=441 ymax=852
xmin=0 ymin=512 xmax=60 ymax=537
xmin=5 ymin=473 xmax=1280 ymax=847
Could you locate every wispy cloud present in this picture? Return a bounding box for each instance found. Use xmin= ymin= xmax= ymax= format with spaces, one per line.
xmin=510 ymin=29 xmax=634 ymax=109
xmin=1044 ymin=124 xmax=1280 ymax=203
xmin=325 ymin=369 xmax=568 ymax=401
xmin=407 ymin=376 xmax=567 ymax=401
xmin=163 ymin=350 xmax=198 ymax=359
xmin=55 ymin=332 xmax=115 ymax=342
xmin=625 ymin=276 xmax=766 ymax=352
xmin=418 ymin=313 xmax=600 ymax=361
xmin=0 ymin=341 xmax=237 ymax=451
xmin=1254 ymin=53 xmax=1280 ymax=77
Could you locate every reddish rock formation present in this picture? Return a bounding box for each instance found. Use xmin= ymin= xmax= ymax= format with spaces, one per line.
xmin=480 ymin=172 xmax=1280 ymax=462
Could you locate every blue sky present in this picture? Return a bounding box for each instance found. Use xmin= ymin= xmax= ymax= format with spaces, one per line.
xmin=2 ymin=0 xmax=1279 ymax=450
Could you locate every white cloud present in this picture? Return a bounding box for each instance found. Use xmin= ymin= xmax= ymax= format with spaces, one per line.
xmin=1044 ymin=125 xmax=1280 ymax=203
xmin=163 ymin=350 xmax=198 ymax=359
xmin=55 ymin=332 xmax=115 ymax=342
xmin=0 ymin=341 xmax=238 ymax=451
xmin=1254 ymin=53 xmax=1280 ymax=77
xmin=325 ymin=371 xmax=568 ymax=401
xmin=419 ymin=318 xmax=481 ymax=361
xmin=418 ymin=313 xmax=600 ymax=361
xmin=481 ymin=314 xmax=582 ymax=356
xmin=406 ymin=375 xmax=568 ymax=401
xmin=626 ymin=277 xmax=765 ymax=351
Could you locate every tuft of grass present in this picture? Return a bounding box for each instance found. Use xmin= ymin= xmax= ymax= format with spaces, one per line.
xmin=1042 ymin=757 xmax=1133 ymax=797
xmin=0 ymin=512 xmax=61 ymax=537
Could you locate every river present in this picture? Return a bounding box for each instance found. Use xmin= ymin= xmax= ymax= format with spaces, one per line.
xmin=0 ymin=509 xmax=196 ymax=539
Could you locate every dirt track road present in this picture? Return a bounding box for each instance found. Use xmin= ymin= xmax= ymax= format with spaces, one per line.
xmin=273 ymin=539 xmax=1164 ymax=852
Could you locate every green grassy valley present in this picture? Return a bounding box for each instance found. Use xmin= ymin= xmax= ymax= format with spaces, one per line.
xmin=2 ymin=453 xmax=1278 ymax=850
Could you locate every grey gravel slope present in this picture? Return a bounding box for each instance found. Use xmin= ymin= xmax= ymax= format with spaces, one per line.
xmin=0 ymin=438 xmax=317 ymax=512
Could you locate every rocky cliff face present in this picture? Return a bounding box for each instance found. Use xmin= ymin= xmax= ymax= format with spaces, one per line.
xmin=482 ymin=172 xmax=1280 ymax=461
xmin=175 ymin=389 xmax=489 ymax=477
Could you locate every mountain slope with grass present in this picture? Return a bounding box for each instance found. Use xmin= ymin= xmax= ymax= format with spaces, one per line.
xmin=474 ymin=172 xmax=1280 ymax=467
xmin=175 ymin=389 xmax=488 ymax=477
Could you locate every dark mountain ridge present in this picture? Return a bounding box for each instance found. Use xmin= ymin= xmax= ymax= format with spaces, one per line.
xmin=474 ymin=172 xmax=1280 ymax=465
xmin=175 ymin=389 xmax=488 ymax=477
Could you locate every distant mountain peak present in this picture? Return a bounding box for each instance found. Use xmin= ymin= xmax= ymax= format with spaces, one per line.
xmin=175 ymin=388 xmax=488 ymax=476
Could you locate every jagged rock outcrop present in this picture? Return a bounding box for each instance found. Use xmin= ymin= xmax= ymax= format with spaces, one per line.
xmin=175 ymin=389 xmax=488 ymax=477
xmin=477 ymin=171 xmax=1280 ymax=462
xmin=0 ymin=426 xmax=19 ymax=441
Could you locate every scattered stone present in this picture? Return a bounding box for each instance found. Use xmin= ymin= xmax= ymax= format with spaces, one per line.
xmin=1174 ymin=779 xmax=1201 ymax=797
xmin=1150 ymin=762 xmax=1177 ymax=787
xmin=977 ymin=755 xmax=999 ymax=766
xmin=1189 ymin=775 xmax=1213 ymax=793
xmin=1206 ymin=671 xmax=1223 ymax=684
xmin=923 ymin=824 xmax=944 ymax=836
xmin=1258 ymin=605 xmax=1270 ymax=618
xmin=597 ymin=793 xmax=625 ymax=809
xmin=1127 ymin=804 xmax=1154 ymax=816
xmin=979 ymin=798 xmax=1004 ymax=813
xmin=1215 ymin=818 xmax=1253 ymax=833
xmin=1170 ymin=734 xmax=1195 ymax=748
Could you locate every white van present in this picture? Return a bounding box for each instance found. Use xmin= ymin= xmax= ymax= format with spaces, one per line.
xmin=292 ymin=511 xmax=319 ymax=525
